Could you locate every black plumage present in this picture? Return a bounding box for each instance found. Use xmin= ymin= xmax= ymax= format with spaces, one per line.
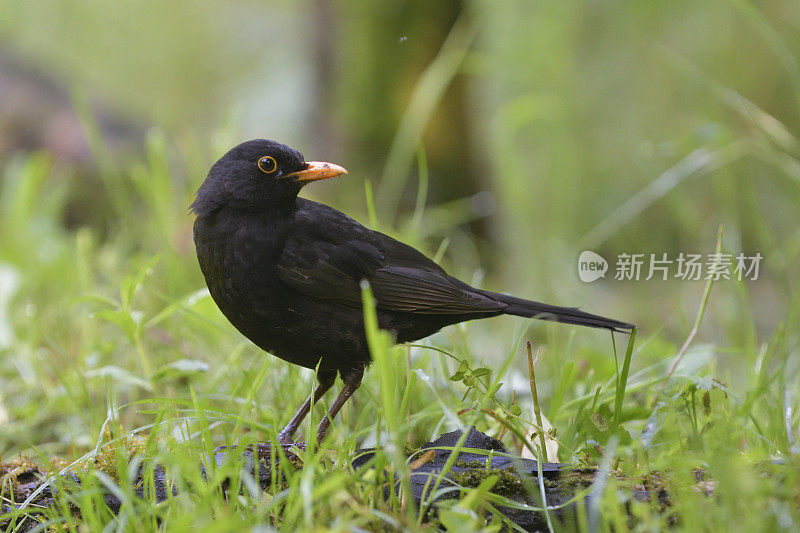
xmin=192 ymin=139 xmax=633 ymax=444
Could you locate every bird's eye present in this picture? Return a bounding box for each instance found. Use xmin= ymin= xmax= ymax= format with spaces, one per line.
xmin=257 ymin=156 xmax=278 ymax=174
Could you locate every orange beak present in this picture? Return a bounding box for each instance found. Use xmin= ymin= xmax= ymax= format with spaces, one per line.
xmin=285 ymin=161 xmax=348 ymax=182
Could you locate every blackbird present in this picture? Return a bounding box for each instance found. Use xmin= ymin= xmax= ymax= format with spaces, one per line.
xmin=192 ymin=139 xmax=633 ymax=445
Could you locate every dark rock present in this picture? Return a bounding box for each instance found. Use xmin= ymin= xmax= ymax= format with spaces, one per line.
xmin=352 ymin=427 xmax=592 ymax=530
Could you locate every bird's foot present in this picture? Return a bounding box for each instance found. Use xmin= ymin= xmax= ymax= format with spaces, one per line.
xmin=213 ymin=440 xmax=306 ymax=469
xmin=264 ymin=438 xmax=305 ymax=455
xmin=276 ymin=431 xmax=297 ymax=447
xmin=245 ymin=441 xmax=306 ymax=470
xmin=210 ymin=440 xmax=304 ymax=491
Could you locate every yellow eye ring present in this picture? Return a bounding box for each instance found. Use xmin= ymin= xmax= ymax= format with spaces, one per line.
xmin=257 ymin=156 xmax=278 ymax=174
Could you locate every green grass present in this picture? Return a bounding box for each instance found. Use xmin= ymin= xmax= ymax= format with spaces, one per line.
xmin=0 ymin=131 xmax=797 ymax=532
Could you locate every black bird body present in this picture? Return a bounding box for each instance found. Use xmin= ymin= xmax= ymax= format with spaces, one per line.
xmin=192 ymin=139 xmax=633 ymax=443
xmin=195 ymin=197 xmax=498 ymax=378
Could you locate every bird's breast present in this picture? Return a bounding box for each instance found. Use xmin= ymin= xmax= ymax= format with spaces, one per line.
xmin=193 ymin=213 xmax=371 ymax=374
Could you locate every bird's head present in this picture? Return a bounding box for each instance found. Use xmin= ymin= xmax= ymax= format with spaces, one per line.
xmin=190 ymin=139 xmax=347 ymax=217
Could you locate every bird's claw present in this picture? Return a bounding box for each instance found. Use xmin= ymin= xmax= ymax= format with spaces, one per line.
xmin=239 ymin=441 xmax=306 ymax=469
xmin=276 ymin=431 xmax=300 ymax=447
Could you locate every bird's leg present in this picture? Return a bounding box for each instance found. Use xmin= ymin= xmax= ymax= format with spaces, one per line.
xmin=277 ymin=378 xmax=334 ymax=445
xmin=315 ymin=369 xmax=364 ymax=444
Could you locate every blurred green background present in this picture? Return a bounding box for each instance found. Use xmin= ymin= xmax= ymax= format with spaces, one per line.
xmin=1 ymin=0 xmax=798 ymax=453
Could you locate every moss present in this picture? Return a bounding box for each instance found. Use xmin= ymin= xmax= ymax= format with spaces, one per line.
xmin=402 ymin=441 xmax=423 ymax=457
xmin=49 ymin=456 xmax=70 ymax=471
xmin=450 ymin=465 xmax=527 ymax=498
xmin=542 ymin=477 xmax=560 ymax=489
xmin=0 ymin=454 xmax=44 ymax=491
xmin=453 ymin=459 xmax=484 ymax=469
xmin=448 ymin=460 xmax=599 ymax=500
xmin=92 ymin=427 xmax=148 ymax=482
xmin=556 ymin=470 xmax=593 ymax=492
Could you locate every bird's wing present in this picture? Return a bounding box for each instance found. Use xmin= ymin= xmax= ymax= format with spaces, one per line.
xmin=276 ymin=229 xmax=505 ymax=315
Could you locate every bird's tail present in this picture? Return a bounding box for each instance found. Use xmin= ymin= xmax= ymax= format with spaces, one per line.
xmin=480 ymin=290 xmax=634 ymax=333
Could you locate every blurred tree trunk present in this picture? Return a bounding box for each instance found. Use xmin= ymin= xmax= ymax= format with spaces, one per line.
xmin=308 ymin=0 xmax=340 ymax=161
xmin=333 ymin=0 xmax=480 ymax=222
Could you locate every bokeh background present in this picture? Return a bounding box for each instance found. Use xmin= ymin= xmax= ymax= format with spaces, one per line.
xmin=1 ymin=0 xmax=798 ymax=455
